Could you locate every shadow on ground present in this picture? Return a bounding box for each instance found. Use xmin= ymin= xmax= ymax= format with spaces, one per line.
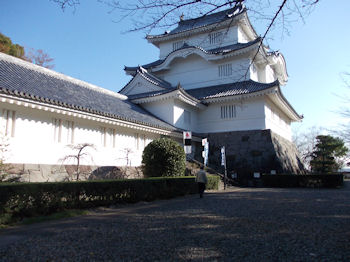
xmin=0 ymin=182 xmax=349 ymax=261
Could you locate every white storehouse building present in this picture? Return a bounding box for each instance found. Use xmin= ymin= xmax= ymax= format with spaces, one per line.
xmin=0 ymin=6 xmax=304 ymax=181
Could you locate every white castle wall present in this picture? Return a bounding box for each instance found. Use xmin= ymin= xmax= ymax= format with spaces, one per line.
xmin=158 ymin=26 xmax=239 ymax=59
xmin=141 ymin=99 xmax=174 ymax=125
xmin=264 ymin=98 xmax=292 ymax=141
xmin=173 ymin=100 xmax=198 ymax=131
xmin=156 ymin=54 xmax=251 ymax=90
xmin=195 ymin=97 xmax=266 ymax=133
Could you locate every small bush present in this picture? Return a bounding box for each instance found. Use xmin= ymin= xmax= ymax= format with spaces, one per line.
xmin=142 ymin=138 xmax=186 ymax=177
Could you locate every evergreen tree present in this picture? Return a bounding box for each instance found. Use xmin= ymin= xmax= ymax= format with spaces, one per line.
xmin=310 ymin=135 xmax=348 ymax=173
xmin=0 ymin=33 xmax=25 ymax=59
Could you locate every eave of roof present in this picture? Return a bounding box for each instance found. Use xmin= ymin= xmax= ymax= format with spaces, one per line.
xmin=129 ymin=86 xmax=206 ymax=109
xmin=186 ymin=80 xmax=278 ymax=100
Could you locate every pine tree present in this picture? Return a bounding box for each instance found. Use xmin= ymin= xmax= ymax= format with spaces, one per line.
xmin=310 ymin=135 xmax=348 ymax=173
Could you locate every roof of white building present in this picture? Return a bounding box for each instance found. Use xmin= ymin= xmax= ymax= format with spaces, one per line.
xmin=124 ymin=38 xmax=261 ymax=73
xmin=146 ymin=5 xmax=246 ymax=41
xmin=0 ymin=52 xmax=177 ymax=131
xmin=127 ymin=80 xmax=276 ymax=101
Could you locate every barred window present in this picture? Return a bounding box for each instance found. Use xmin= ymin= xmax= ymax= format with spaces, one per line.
xmin=209 ymin=31 xmax=223 ymax=45
xmin=221 ymin=105 xmax=236 ymax=119
xmin=218 ymin=63 xmax=232 ymax=77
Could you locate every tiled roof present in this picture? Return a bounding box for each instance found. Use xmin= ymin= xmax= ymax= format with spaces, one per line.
xmin=186 ymin=80 xmax=278 ymax=100
xmin=0 ymin=53 xmax=177 ymax=131
xmin=147 ymin=5 xmax=244 ymax=38
xmin=124 ymin=39 xmax=260 ymax=72
xmin=119 ymin=68 xmax=172 ymax=94
xmin=139 ymin=69 xmax=172 ymax=89
xmin=207 ymin=38 xmax=260 ymax=54
xmin=126 ymin=80 xmax=278 ymax=101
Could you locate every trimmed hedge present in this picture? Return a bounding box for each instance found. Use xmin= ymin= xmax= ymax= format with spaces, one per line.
xmin=0 ymin=176 xmax=219 ymax=225
xmin=262 ymin=174 xmax=343 ymax=188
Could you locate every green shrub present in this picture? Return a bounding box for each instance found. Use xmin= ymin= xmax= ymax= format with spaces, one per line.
xmin=142 ymin=138 xmax=186 ymax=177
xmin=207 ymin=175 xmax=219 ymax=190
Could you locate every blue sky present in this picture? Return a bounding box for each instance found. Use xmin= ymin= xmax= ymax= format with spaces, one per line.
xmin=0 ymin=0 xmax=349 ymax=134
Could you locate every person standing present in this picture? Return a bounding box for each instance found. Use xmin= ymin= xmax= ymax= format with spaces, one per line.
xmin=195 ymin=166 xmax=208 ymax=198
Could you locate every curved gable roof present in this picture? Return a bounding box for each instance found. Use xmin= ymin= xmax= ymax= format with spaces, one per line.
xmin=125 ymin=38 xmax=261 ymax=73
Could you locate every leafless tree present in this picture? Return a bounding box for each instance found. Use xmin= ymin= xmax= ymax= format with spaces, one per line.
xmin=60 ymin=143 xmax=96 ymax=181
xmin=52 ymin=1 xmax=320 ymax=36
xmin=0 ymin=133 xmax=11 ymax=181
xmin=52 ymin=0 xmax=320 ymax=81
xmin=120 ymin=147 xmax=133 ymax=166
xmin=333 ymin=72 xmax=350 ymax=163
xmin=25 ymin=48 xmax=55 ymax=69
xmin=292 ymin=126 xmax=324 ymax=170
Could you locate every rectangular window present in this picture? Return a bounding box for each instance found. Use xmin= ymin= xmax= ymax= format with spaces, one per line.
xmin=172 ymin=41 xmax=184 ymax=51
xmin=218 ymin=63 xmax=232 ymax=77
xmin=2 ymin=109 xmax=16 ymax=137
xmin=220 ymin=105 xmax=236 ymax=119
xmin=209 ymin=31 xmax=223 ymax=45
xmin=184 ymin=110 xmax=191 ymax=124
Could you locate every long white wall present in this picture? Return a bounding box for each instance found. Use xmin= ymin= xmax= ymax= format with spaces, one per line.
xmin=0 ymin=103 xmax=161 ymax=167
xmin=156 ymin=54 xmax=250 ymax=90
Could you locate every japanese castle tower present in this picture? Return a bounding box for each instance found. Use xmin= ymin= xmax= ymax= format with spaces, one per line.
xmin=121 ymin=5 xmax=304 ymax=174
xmin=0 ymin=5 xmax=304 ymax=181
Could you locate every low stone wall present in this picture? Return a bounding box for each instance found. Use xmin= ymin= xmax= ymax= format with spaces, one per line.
xmin=194 ymin=129 xmax=305 ymax=178
xmin=3 ymin=164 xmax=143 ymax=182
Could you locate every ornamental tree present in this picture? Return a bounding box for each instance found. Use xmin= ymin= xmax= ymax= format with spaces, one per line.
xmin=310 ymin=135 xmax=348 ymax=173
xmin=142 ymin=138 xmax=186 ymax=177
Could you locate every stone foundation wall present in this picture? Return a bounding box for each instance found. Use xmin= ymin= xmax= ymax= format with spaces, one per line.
xmin=194 ymin=129 xmax=305 ymax=177
xmin=3 ymin=164 xmax=143 ymax=182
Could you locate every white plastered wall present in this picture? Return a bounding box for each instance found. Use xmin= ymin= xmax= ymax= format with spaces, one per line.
xmin=173 ymin=100 xmax=198 ymax=131
xmin=264 ymin=98 xmax=292 ymax=141
xmin=141 ymin=99 xmax=174 ymax=125
xmin=0 ymin=102 xmax=162 ymax=167
xmin=158 ymin=26 xmax=239 ymax=59
xmin=195 ymin=97 xmax=266 ymax=133
xmin=156 ymin=54 xmax=250 ymax=90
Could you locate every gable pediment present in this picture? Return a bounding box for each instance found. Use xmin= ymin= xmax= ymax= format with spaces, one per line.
xmin=119 ymin=70 xmax=172 ymax=96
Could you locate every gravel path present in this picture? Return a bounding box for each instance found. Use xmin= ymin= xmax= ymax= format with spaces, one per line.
xmin=0 ymin=183 xmax=349 ymax=262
